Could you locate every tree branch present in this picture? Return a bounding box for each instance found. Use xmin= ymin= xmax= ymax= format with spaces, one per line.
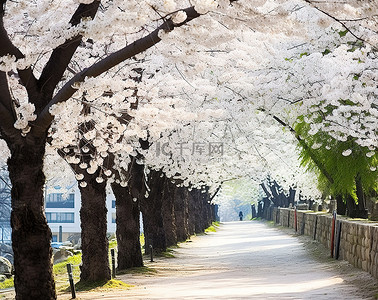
xmin=0 ymin=101 xmax=18 ymax=139
xmin=304 ymin=0 xmax=376 ymax=50
xmin=272 ymin=115 xmax=334 ymax=184
xmin=0 ymin=4 xmax=39 ymax=101
xmin=209 ymin=184 xmax=222 ymax=202
xmin=260 ymin=182 xmax=272 ymax=199
xmin=0 ymin=71 xmax=12 ymax=113
xmin=37 ymin=1 xmax=101 ymax=111
xmin=32 ymin=6 xmax=201 ymax=137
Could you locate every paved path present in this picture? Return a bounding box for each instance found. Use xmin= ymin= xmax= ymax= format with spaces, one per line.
xmin=60 ymin=221 xmax=377 ymax=299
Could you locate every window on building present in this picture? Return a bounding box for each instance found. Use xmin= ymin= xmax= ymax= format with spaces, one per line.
xmin=46 ymin=193 xmax=75 ymax=208
xmin=52 ymin=235 xmax=57 ymax=242
xmin=46 ymin=212 xmax=75 ymax=223
xmin=112 ymin=213 xmax=116 ymax=223
xmin=112 ymin=200 xmax=116 ymax=208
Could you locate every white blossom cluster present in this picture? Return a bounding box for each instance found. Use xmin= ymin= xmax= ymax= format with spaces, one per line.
xmin=0 ymin=0 xmax=376 ymax=205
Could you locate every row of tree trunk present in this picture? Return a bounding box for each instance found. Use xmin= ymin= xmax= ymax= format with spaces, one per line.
xmin=111 ymin=168 xmax=218 ymax=273
xmin=141 ymin=170 xmax=216 ymax=256
xmin=258 ymin=176 xmax=369 ymax=219
xmin=257 ymin=180 xmax=296 ymax=219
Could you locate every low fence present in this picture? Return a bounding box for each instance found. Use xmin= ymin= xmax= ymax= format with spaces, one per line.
xmin=269 ymin=207 xmax=378 ymax=279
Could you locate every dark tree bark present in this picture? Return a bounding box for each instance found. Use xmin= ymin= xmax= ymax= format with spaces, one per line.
xmin=191 ymin=189 xmax=204 ymax=234
xmin=288 ymin=187 xmax=296 ymax=207
xmin=257 ymin=201 xmax=263 ymax=218
xmin=202 ymin=190 xmax=212 ymax=229
xmin=7 ymin=137 xmax=56 ymax=300
xmin=187 ymin=189 xmax=196 ymax=235
xmin=174 ymin=187 xmax=190 ymax=242
xmin=141 ymin=170 xmax=166 ymax=254
xmin=78 ymin=178 xmax=111 ymax=282
xmin=262 ymin=197 xmax=272 ymax=220
xmin=343 ymin=175 xmax=368 ymax=219
xmin=111 ymin=183 xmax=143 ymax=270
xmin=210 ymin=204 xmax=217 ymax=223
xmin=345 ymin=194 xmax=359 ymax=218
xmin=336 ymin=194 xmax=347 ymax=215
xmin=112 ymin=154 xmax=145 ymax=269
xmin=162 ymin=180 xmax=177 ymax=247
xmin=355 ymin=174 xmax=368 ymax=218
xmin=251 ymin=204 xmax=257 ymax=219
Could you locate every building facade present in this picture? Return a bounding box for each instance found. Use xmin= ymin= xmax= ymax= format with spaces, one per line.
xmin=45 ymin=186 xmax=116 ymax=242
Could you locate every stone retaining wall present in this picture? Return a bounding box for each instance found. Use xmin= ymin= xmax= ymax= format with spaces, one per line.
xmin=271 ymin=207 xmax=378 ymax=279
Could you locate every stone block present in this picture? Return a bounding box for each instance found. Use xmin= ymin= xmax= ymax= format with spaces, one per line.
xmin=362 ymin=260 xmax=368 ymax=271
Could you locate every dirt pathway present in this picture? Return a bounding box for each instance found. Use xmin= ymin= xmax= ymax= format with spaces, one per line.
xmin=59 ymin=221 xmax=377 ymax=299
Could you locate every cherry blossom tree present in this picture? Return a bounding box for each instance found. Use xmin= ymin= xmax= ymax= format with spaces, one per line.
xmin=1 ymin=0 xmax=376 ymax=298
xmin=0 ymin=0 xmax=242 ymax=297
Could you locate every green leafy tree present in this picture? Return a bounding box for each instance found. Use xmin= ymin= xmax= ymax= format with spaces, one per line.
xmin=295 ymin=103 xmax=377 ymax=217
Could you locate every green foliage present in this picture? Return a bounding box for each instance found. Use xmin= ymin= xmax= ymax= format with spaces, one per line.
xmin=0 ymin=277 xmax=13 ymax=289
xmin=322 ymin=49 xmax=331 ymax=56
xmin=294 ymin=103 xmax=377 ymax=200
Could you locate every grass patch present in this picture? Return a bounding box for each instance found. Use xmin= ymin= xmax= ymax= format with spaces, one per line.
xmin=53 ymin=253 xmax=82 ymax=276
xmin=159 ymin=248 xmax=175 ymax=258
xmin=108 ymin=239 xmax=117 ymax=249
xmin=75 ymin=279 xmax=133 ymax=292
xmin=205 ymin=226 xmax=217 ymax=233
xmin=117 ymin=266 xmax=157 ymax=275
xmin=0 ymin=277 xmax=13 ymax=289
xmin=205 ymin=221 xmax=221 ymax=233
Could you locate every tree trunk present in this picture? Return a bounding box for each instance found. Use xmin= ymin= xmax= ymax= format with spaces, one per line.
xmin=187 ymin=189 xmax=196 ymax=235
xmin=251 ymin=204 xmax=257 ymax=219
xmin=78 ymin=178 xmax=111 ymax=282
xmin=191 ymin=189 xmax=203 ymax=234
xmin=162 ymin=180 xmax=177 ymax=247
xmin=174 ymin=187 xmax=190 ymax=242
xmin=111 ymin=183 xmax=143 ymax=270
xmin=257 ymin=201 xmax=263 ymax=218
xmin=355 ymin=174 xmax=368 ymax=219
xmin=288 ymin=187 xmax=296 ymax=207
xmin=141 ymin=170 xmax=166 ymax=254
xmin=202 ymin=191 xmax=212 ymax=229
xmin=336 ymin=194 xmax=347 ymax=215
xmin=345 ymin=194 xmax=359 ymax=218
xmin=7 ymin=138 xmax=56 ymax=299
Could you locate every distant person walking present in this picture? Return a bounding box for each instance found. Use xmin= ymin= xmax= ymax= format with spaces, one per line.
xmin=239 ymin=211 xmax=243 ymax=221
